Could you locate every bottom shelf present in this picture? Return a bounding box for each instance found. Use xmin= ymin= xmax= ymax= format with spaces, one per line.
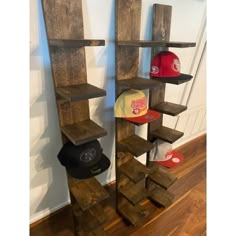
xmin=119 ymin=181 xmax=147 ymax=205
xmin=69 ymin=177 xmax=109 ymax=211
xmin=118 ymin=198 xmax=149 ymax=226
xmin=148 ymin=185 xmax=175 ymax=208
xmin=148 ymin=167 xmax=177 ymax=189
xmin=76 ymin=204 xmax=107 ymax=233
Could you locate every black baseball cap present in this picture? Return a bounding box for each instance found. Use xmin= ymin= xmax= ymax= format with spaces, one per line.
xmin=57 ymin=140 xmax=110 ymax=179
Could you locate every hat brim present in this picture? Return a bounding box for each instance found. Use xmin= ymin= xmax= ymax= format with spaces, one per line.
xmin=125 ymin=109 xmax=161 ymax=124
xmin=157 ymin=150 xmax=184 ymax=168
xmin=152 ymin=73 xmax=193 ymax=85
xmin=66 ymin=154 xmax=111 ymax=179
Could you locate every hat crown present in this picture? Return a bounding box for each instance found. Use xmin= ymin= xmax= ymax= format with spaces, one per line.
xmin=114 ymin=89 xmax=147 ymax=118
xmin=57 ymin=140 xmax=102 ymax=168
xmin=150 ymin=51 xmax=181 ymax=77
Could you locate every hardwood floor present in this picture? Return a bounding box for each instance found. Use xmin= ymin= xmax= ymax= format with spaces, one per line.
xmin=30 ymin=134 xmax=206 ymax=236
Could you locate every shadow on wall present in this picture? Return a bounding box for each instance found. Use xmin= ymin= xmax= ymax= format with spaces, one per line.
xmin=83 ymin=0 xmax=116 ymax=185
xmin=30 ymin=0 xmax=69 ymax=224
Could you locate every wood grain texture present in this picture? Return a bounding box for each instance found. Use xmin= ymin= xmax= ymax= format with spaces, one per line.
xmin=118 ymin=198 xmax=149 ymax=226
xmin=56 ymin=84 xmax=106 ymax=102
xmin=153 ymin=101 xmax=187 ymax=116
xmin=41 ymin=0 xmax=108 ymax=235
xmin=49 ymin=39 xmax=105 ymax=48
xmin=119 ymin=180 xmax=147 ymax=205
xmin=115 ymin=1 xmax=144 ymax=217
xmin=117 ymin=40 xmax=196 ymax=48
xmin=68 ymin=177 xmax=109 ymax=211
xmin=30 ymin=135 xmax=206 ymax=236
xmin=148 ymin=185 xmax=175 ymax=207
xmin=61 ymin=120 xmax=107 ymax=146
xmin=148 ymin=167 xmax=177 ymax=189
xmin=42 ymin=0 xmax=84 ymax=39
xmin=117 ymin=77 xmax=159 ymax=90
xmin=118 ymin=135 xmax=154 ymax=157
xmin=74 ymin=204 xmax=107 ymax=232
xmin=151 ymin=126 xmax=184 ymax=143
xmin=154 ymin=75 xmax=193 ymax=85
xmin=148 ymin=4 xmax=172 ymax=137
xmin=118 ymin=158 xmax=149 ymax=183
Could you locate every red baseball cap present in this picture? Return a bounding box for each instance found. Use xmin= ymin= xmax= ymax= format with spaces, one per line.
xmin=150 ymin=51 xmax=192 ymax=81
xmin=157 ymin=150 xmax=184 ymax=168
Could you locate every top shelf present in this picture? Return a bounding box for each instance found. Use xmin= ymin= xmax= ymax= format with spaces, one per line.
xmin=117 ymin=40 xmax=196 ymax=48
xmin=49 ymin=39 xmax=105 ymax=48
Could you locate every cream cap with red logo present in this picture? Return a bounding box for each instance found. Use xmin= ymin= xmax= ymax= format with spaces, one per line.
xmin=114 ymin=89 xmax=160 ymax=124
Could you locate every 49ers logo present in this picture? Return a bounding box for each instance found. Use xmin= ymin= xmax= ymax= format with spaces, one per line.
xmin=171 ymin=59 xmax=180 ymax=72
xmin=131 ymin=97 xmax=147 ymax=115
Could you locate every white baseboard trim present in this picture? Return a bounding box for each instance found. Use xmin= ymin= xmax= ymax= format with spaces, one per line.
xmin=30 ymin=201 xmax=70 ymax=224
xmin=173 ymin=131 xmax=206 ymax=149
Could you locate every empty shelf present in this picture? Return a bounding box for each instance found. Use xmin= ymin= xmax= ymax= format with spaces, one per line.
xmin=118 ymin=135 xmax=154 ymax=157
xmin=117 ymin=40 xmax=196 ymax=48
xmin=61 ymin=120 xmax=107 ymax=146
xmin=153 ymin=74 xmax=193 ymax=85
xmin=153 ymin=102 xmax=187 ymax=116
xmin=49 ymin=39 xmax=105 ymax=47
xmin=118 ymin=199 xmax=149 ymax=226
xmin=119 ymin=181 xmax=147 ymax=205
xmin=56 ymin=84 xmax=106 ymax=102
xmin=117 ymin=77 xmax=159 ymax=90
xmin=69 ymin=177 xmax=109 ymax=211
xmin=118 ymin=158 xmax=149 ymax=183
xmin=148 ymin=168 xmax=177 ymax=189
xmin=151 ymin=126 xmax=184 ymax=143
xmin=148 ymin=185 xmax=175 ymax=207
xmin=77 ymin=204 xmax=107 ymax=232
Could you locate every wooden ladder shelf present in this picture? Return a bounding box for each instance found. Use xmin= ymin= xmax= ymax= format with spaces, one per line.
xmin=115 ymin=1 xmax=196 ymax=226
xmin=41 ymin=0 xmax=109 ymax=235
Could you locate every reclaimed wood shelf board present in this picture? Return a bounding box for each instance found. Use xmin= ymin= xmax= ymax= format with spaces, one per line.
xmin=117 ymin=77 xmax=159 ymax=90
xmin=151 ymin=126 xmax=184 ymax=143
xmin=148 ymin=168 xmax=177 ymax=189
xmin=153 ymin=75 xmax=193 ymax=85
xmin=49 ymin=39 xmax=105 ymax=48
xmin=56 ymin=84 xmax=106 ymax=102
xmin=77 ymin=204 xmax=107 ymax=232
xmin=118 ymin=158 xmax=149 ymax=183
xmin=118 ymin=199 xmax=149 ymax=226
xmin=119 ymin=181 xmax=147 ymax=205
xmin=118 ymin=135 xmax=154 ymax=157
xmin=153 ymin=102 xmax=187 ymax=116
xmin=117 ymin=40 xmax=196 ymax=48
xmin=148 ymin=185 xmax=175 ymax=207
xmin=69 ymin=177 xmax=109 ymax=211
xmin=61 ymin=120 xmax=107 ymax=146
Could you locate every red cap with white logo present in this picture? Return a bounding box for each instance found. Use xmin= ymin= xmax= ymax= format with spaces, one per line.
xmin=150 ymin=51 xmax=193 ymax=81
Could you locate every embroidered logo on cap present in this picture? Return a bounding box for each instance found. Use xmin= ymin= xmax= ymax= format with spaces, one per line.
xmin=131 ymin=97 xmax=147 ymax=115
xmin=171 ymin=59 xmax=180 ymax=72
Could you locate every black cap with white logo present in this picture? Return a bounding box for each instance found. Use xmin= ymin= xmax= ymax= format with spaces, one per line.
xmin=57 ymin=140 xmax=110 ymax=179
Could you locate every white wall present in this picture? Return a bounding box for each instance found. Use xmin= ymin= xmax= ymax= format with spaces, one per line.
xmin=30 ymin=0 xmax=206 ymax=223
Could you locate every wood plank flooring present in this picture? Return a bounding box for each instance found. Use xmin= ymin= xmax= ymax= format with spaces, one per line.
xmin=30 ymin=134 xmax=206 ymax=236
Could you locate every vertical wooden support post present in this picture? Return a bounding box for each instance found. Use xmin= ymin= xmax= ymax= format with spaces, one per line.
xmin=115 ymin=0 xmax=142 ymax=208
xmin=147 ymin=4 xmax=172 ymax=167
xmin=41 ymin=1 xmax=109 ymax=235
